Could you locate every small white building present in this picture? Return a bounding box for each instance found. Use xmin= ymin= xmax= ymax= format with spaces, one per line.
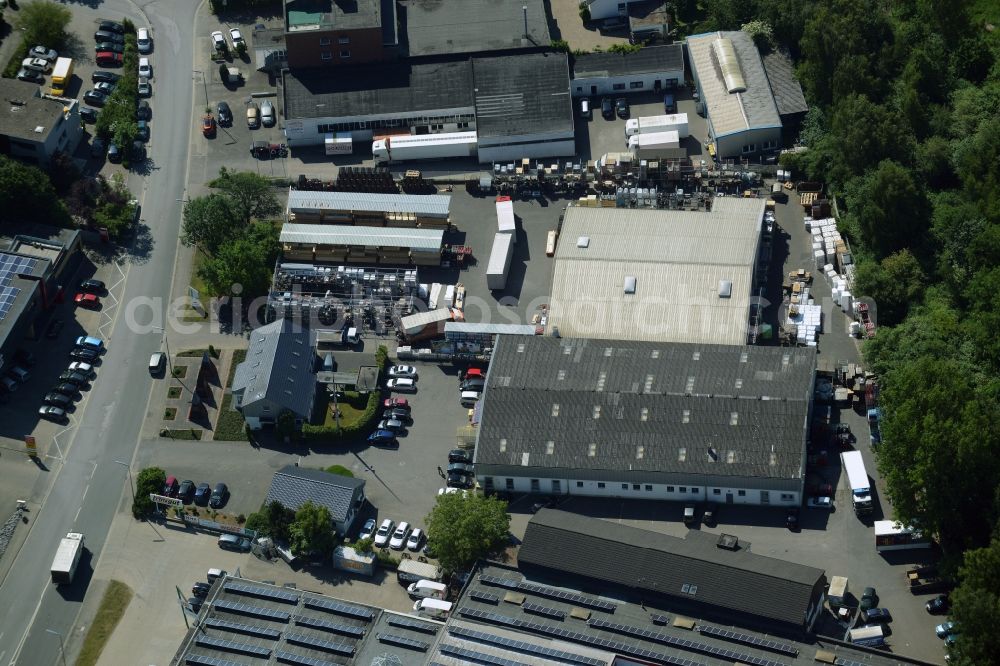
xmin=585 ymin=0 xmax=642 ymax=21
xmin=571 ymin=44 xmax=684 ymax=98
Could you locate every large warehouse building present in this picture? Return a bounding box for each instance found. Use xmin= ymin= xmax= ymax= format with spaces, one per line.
xmin=547 ymin=197 xmax=765 ymax=346
xmin=474 ymin=335 xmax=816 ymax=505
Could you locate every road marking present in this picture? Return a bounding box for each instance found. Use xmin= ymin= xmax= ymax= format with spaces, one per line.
xmin=9 ymin=589 xmax=47 ymax=665
xmin=80 ymin=484 xmax=90 ymax=506
xmin=74 ymin=505 xmax=83 ymax=522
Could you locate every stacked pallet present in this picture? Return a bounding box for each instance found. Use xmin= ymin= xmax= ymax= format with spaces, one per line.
xmin=282 ymin=245 xmax=314 ymax=261
xmin=787 ymin=284 xmax=823 ymax=347
xmin=379 ymin=248 xmax=411 ymax=265
xmin=386 ymin=212 xmax=417 ymax=227
xmin=314 ymin=248 xmax=348 ymax=262
xmin=415 ymin=214 xmax=450 ymax=228
xmin=288 ymin=211 xmax=323 ymax=224
xmin=805 ymin=217 xmax=844 ymax=270
xmin=411 ymin=249 xmax=442 ymax=266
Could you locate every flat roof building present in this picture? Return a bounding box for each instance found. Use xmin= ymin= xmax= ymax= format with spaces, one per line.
xmin=474 ymin=335 xmax=815 ymax=505
xmin=401 ymin=0 xmax=550 ymax=57
xmin=547 ymin=197 xmax=765 ymax=346
xmin=286 ymin=189 xmax=451 ymax=225
xmin=572 ymin=44 xmax=685 ymax=98
xmin=0 ymin=79 xmax=83 ymax=166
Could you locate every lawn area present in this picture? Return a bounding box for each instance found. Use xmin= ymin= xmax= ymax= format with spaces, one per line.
xmin=322 ymin=393 xmax=368 ymax=428
xmin=215 ymin=348 xmax=249 ymax=442
xmin=180 ymin=252 xmax=211 ymax=322
xmin=75 ymin=580 xmax=133 ymax=666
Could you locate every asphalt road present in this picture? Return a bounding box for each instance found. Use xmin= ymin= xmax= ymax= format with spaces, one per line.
xmin=0 ymin=1 xmax=199 ymax=663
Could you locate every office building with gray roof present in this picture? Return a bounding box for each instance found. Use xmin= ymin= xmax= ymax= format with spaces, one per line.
xmin=474 ymin=335 xmax=816 ymax=506
xmin=265 ymin=465 xmax=366 ymax=536
xmin=0 ymin=78 xmax=83 ymax=166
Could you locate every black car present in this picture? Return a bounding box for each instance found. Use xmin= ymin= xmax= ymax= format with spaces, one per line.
xmin=187 ymin=597 xmax=204 ymax=613
xmin=460 ymin=378 xmax=485 ymax=392
xmin=926 ymin=595 xmax=949 ymax=614
xmin=52 ymin=383 xmax=80 ymax=397
xmin=95 ymin=42 xmax=125 ymax=54
xmin=615 ymin=98 xmax=629 ymax=118
xmin=448 ymin=462 xmax=474 ymax=475
xmin=70 ymin=348 xmax=100 ymax=362
xmin=80 ymin=107 xmax=98 ymax=123
xmin=448 ymin=449 xmax=472 ymax=463
xmin=178 ymin=479 xmax=196 ymax=503
xmin=194 ymin=482 xmax=211 ymax=506
xmin=209 ymin=482 xmax=229 ymax=508
xmin=446 ymin=472 xmax=474 ymax=489
xmin=94 ymin=31 xmax=125 ymax=44
xmin=136 ymin=121 xmax=150 ymax=142
xmin=192 ymin=582 xmax=211 ymax=598
xmin=45 ymin=319 xmax=64 ymax=339
xmin=16 ymin=69 xmax=45 ymax=84
xmin=38 ymin=406 xmax=68 ymax=423
xmin=137 ymin=100 xmax=151 ymax=121
xmin=83 ymin=90 xmax=109 ymax=107
xmin=44 ymin=392 xmax=73 ymax=408
xmin=92 ymin=71 xmax=121 ymax=84
xmin=382 ymin=408 xmax=411 ymax=422
xmin=107 ymin=142 xmax=121 ymax=163
xmin=80 ymin=279 xmax=106 ymax=293
xmin=217 ymin=101 xmax=232 ymax=125
xmin=601 ymin=97 xmax=614 ymax=119
xmin=58 ymin=370 xmax=90 ymax=386
xmin=99 ymin=20 xmax=125 ymax=34
xmin=786 ymin=507 xmax=800 ymax=531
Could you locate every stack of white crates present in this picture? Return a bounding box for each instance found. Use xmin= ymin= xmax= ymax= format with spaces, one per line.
xmin=788 ymin=285 xmax=823 ymax=347
xmin=805 ymin=217 xmax=842 ymax=269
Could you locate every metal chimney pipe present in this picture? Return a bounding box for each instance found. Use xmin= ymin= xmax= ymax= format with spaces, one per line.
xmin=523 ymin=5 xmax=528 ymax=39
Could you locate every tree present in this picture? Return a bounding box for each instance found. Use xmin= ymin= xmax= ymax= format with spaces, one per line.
xmin=425 ymin=492 xmax=510 ymax=572
xmin=843 ymin=160 xmax=928 ymax=259
xmin=133 ymin=467 xmax=166 ymax=518
xmin=0 ymin=155 xmax=71 ymax=228
xmin=209 ymin=168 xmax=281 ymax=226
xmin=276 ymin=409 xmax=297 ymax=440
xmin=198 ymin=223 xmax=280 ymax=297
xmin=289 ymin=501 xmax=335 ymax=556
xmin=852 ymin=250 xmax=926 ymax=326
xmin=14 ymin=0 xmax=72 ymax=50
xmin=259 ymin=500 xmax=295 ymax=541
xmin=740 ymin=19 xmax=773 ymax=52
xmin=181 ymin=194 xmax=239 ymax=253
xmin=92 ymin=173 xmax=137 ymax=238
xmin=948 ymin=538 xmax=1000 ymax=665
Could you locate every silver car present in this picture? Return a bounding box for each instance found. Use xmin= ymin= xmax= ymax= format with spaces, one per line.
xmin=260 ymin=100 xmax=275 ymax=127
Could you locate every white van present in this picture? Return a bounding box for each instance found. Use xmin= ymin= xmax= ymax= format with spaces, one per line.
xmin=346 ymin=327 xmax=359 ymax=344
xmin=206 ymin=567 xmax=226 ymax=583
xmin=407 ymin=579 xmax=447 ymax=600
xmin=412 ymin=597 xmax=452 ymax=620
xmin=460 ymin=390 xmax=480 ymax=407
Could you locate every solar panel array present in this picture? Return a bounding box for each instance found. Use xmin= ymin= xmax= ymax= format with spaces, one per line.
xmin=834 ymin=660 xmax=871 ymax=666
xmin=650 ymin=614 xmax=670 ymax=625
xmin=470 ymin=590 xmax=501 ymax=605
xmin=522 ymin=602 xmax=566 ymax=620
xmin=377 ymin=633 xmax=430 ymax=651
xmin=440 ymin=643 xmax=531 ymax=666
xmin=588 ymin=619 xmax=787 ymax=666
xmin=202 ymin=617 xmax=282 ymax=639
xmin=477 ymin=575 xmax=616 ymax=612
xmin=224 ymin=581 xmax=300 ymax=604
xmin=185 ymin=655 xmax=248 ymax=666
xmin=285 ymin=632 xmax=356 ymax=656
xmin=275 ymin=650 xmax=338 ymax=666
xmin=387 ymin=615 xmax=439 ymax=634
xmin=0 ymin=255 xmax=35 ymax=322
xmin=304 ymin=596 xmax=375 ymax=621
xmin=293 ymin=614 xmax=366 ymax=637
xmin=697 ymin=624 xmax=799 ymax=656
xmin=194 ymin=636 xmax=271 ymax=658
xmin=448 ymin=624 xmax=605 ymax=666
xmin=0 ymin=287 xmax=19 ymax=322
xmin=457 ymin=608 xmax=706 ymax=666
xmin=214 ymin=599 xmax=291 ymax=622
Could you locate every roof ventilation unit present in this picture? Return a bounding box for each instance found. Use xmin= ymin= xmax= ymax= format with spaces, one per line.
xmin=717 ymin=533 xmax=740 ymax=550
xmin=718 ymin=280 xmax=732 ymax=298
xmin=712 ymin=38 xmax=747 ymax=93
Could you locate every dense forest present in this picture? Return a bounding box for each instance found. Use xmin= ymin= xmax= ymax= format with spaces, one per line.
xmin=674 ymin=0 xmax=1000 ymax=661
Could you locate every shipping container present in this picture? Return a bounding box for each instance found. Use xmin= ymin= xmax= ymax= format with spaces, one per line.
xmin=396 ymin=559 xmax=442 ymax=584
xmin=332 ymin=545 xmax=376 ymax=576
xmin=486 ymin=232 xmax=514 ymax=290
xmin=373 ymin=132 xmax=478 ymax=164
xmin=495 ymin=196 xmax=516 ymax=241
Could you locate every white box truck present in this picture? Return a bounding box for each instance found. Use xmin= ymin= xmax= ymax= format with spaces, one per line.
xmin=407 ymin=579 xmax=447 ymax=600
xmin=486 ymin=232 xmax=514 ymax=291
xmin=50 ymin=532 xmax=85 ymax=584
xmin=396 ymin=559 xmax=443 ymax=585
xmin=624 ymin=113 xmax=689 ymax=138
xmin=372 ymin=132 xmax=478 ymax=164
xmin=627 ymin=130 xmax=686 ymax=159
xmin=841 ymin=450 xmax=873 ymax=516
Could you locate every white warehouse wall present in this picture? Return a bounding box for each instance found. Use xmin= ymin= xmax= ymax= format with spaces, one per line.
xmin=478 ymin=138 xmax=576 ymax=163
xmin=283 ymin=106 xmax=475 ymax=147
xmin=713 ymin=126 xmax=782 ymax=160
xmin=572 ymin=72 xmax=683 ymax=98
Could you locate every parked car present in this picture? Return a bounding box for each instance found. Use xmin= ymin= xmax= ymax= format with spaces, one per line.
xmin=194 ymin=482 xmax=211 ymax=505
xmin=368 ymin=429 xmax=397 ymax=447
xmin=202 ymin=113 xmax=216 ymax=137
xmin=58 ymin=371 xmax=90 ymax=387
xmin=70 ymin=348 xmax=100 ymax=362
xmin=447 ymin=472 xmax=474 ymax=489
xmin=45 ymin=319 xmax=65 ymax=339
xmin=448 ymin=462 xmax=473 ymax=476
xmin=862 ymin=607 xmax=892 ymax=623
xmin=163 ymin=475 xmax=179 ymax=497
xmin=860 ymin=587 xmax=878 ymax=611
xmin=448 ymin=449 xmax=472 ymax=464
xmin=389 ymin=521 xmax=411 ymax=550
xmin=358 ymin=518 xmax=377 ymax=541
xmin=138 ymin=77 xmax=151 ymax=96
xmin=95 ymin=42 xmax=125 ymax=54
xmin=615 ymin=98 xmax=629 ymax=118
xmin=21 ymin=57 xmax=52 ymax=73
xmin=579 ymin=97 xmax=591 ymax=118
xmin=935 ymin=621 xmax=957 ymax=639
xmin=80 ymin=107 xmax=98 ymax=123
xmin=99 ymin=20 xmax=125 ymax=34
xmin=378 ymin=418 xmax=405 ymax=433
xmin=382 ymin=408 xmax=411 ymax=423
xmin=246 ymin=103 xmax=259 ymax=128
xmin=16 ymin=69 xmax=44 ymax=83
xmin=67 ymin=362 xmax=95 ymax=377
xmin=29 ymin=46 xmax=58 ymax=61
xmin=217 ymin=533 xmax=251 ymax=552
xmin=136 ymin=120 xmax=150 ymax=142
xmin=44 ymin=392 xmax=72 ymax=408
xmin=38 ymin=406 xmax=68 ymax=423
xmin=209 ymin=482 xmax=229 ymax=508
xmin=406 ymin=528 xmax=423 ymax=551
xmin=14 ymin=349 xmax=36 ymax=366
xmin=149 ymin=352 xmax=166 ymax=374
xmin=388 ymin=365 xmax=417 ymax=379
xmin=93 ymin=81 xmax=116 ymax=95
xmin=96 ymin=52 xmax=123 ymax=67
xmin=383 ymin=397 xmax=410 ymax=411
xmin=93 ymin=31 xmax=125 ymax=44
xmin=601 ymin=97 xmax=613 ymax=119
xmin=187 ymin=597 xmax=204 ymax=613
xmin=260 ymin=100 xmax=275 ymax=127
xmin=178 ymin=479 xmax=196 ymax=503
xmin=84 ymin=90 xmax=109 ymax=107
xmin=51 ymin=383 xmax=80 ymax=398
xmin=138 ymin=57 xmax=152 ymax=78
xmin=373 ymin=518 xmax=394 ymax=547
xmin=211 ymin=30 xmax=227 ymax=51
xmin=387 ymin=378 xmax=415 ymax=392
xmin=192 ymin=582 xmax=211 ymax=598
xmin=229 ymin=28 xmax=245 ymax=49
xmin=807 ymin=496 xmax=832 ymax=509
xmin=217 ymin=101 xmax=232 ymax=125
xmin=460 ymin=378 xmax=485 ymax=392
xmin=74 ymin=293 xmax=100 ymax=309
xmin=703 ymin=504 xmax=718 ymax=527
xmin=926 ymin=595 xmax=949 ymax=614
xmin=137 ymin=28 xmax=152 ymax=53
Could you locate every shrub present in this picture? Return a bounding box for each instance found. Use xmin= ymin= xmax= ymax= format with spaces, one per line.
xmin=375 ymin=549 xmax=400 ymax=570
xmin=578 ymin=3 xmax=590 ymax=22
xmin=325 ymin=465 xmax=354 ymax=477
xmin=2 ymin=40 xmax=30 ymax=80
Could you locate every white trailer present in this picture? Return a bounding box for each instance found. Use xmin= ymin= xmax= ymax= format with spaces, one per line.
xmin=428 ymin=282 xmax=443 ymax=309
xmin=324 ymin=133 xmax=353 ymax=155
xmin=372 ymin=132 xmax=478 ymax=165
xmin=495 ymin=196 xmax=516 ymax=241
xmin=624 ymin=113 xmax=689 ymax=138
xmin=396 ymin=558 xmax=442 ymax=584
xmin=486 ymin=232 xmax=514 ymax=291
xmin=50 ymin=532 xmax=84 ymax=584
xmin=841 ymin=450 xmax=873 ymax=516
xmin=628 ymin=130 xmax=686 ymax=159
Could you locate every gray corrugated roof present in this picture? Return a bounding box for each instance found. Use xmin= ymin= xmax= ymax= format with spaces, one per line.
xmin=283 ymin=60 xmax=474 ymax=121
xmin=476 ymin=336 xmax=814 ymax=478
xmin=287 ymin=189 xmax=451 ymax=218
xmin=686 ymin=31 xmax=781 ymax=136
xmin=280 ymin=223 xmax=444 ymax=251
xmin=473 ymin=52 xmax=574 ymax=140
xmin=265 ymin=465 xmax=365 ymax=522
xmin=572 ymin=44 xmax=684 ymax=79
xmin=231 ymin=319 xmax=316 ymax=418
xmin=519 ymin=509 xmax=825 ymax=628
xmin=402 ymin=0 xmax=550 ymax=57
xmin=762 ymin=49 xmax=808 ymax=116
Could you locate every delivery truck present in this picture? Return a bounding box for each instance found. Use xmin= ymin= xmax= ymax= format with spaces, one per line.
xmin=624 ymin=113 xmax=689 ymax=138
xmin=50 ymin=57 xmax=74 ymax=96
xmin=50 ymin=532 xmax=85 ymax=584
xmin=841 ymin=450 xmax=873 ymax=516
xmin=627 ymin=130 xmax=686 ymax=159
xmin=396 ymin=559 xmax=442 ymax=585
xmin=486 ymin=232 xmax=514 ymax=291
xmin=373 ymin=132 xmax=478 ymax=165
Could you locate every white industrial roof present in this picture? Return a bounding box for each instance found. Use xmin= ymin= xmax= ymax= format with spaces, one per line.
xmin=687 ymin=31 xmax=781 ymax=138
xmin=280 ymin=223 xmax=444 ymax=251
xmin=547 ymin=197 xmax=764 ymax=346
xmin=286 ymin=189 xmax=452 ymax=218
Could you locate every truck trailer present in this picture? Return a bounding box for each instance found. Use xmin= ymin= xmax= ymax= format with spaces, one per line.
xmin=841 ymin=450 xmax=873 ymax=516
xmin=495 ymin=196 xmax=516 ymax=241
xmin=396 ymin=559 xmax=443 ymax=585
xmin=372 ymin=132 xmax=478 ymax=165
xmin=486 ymin=232 xmax=514 ymax=291
xmin=50 ymin=532 xmax=85 ymax=584
xmin=627 ymin=130 xmax=686 ymax=159
xmin=624 ymin=113 xmax=689 ymax=138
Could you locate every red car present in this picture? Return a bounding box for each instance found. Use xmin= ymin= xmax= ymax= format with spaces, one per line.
xmin=96 ymin=51 xmax=123 ymax=67
xmin=74 ymin=293 xmax=100 ymax=308
xmin=202 ymin=113 xmax=216 ymax=137
xmin=163 ymin=475 xmax=179 ymax=497
xmin=383 ymin=397 xmax=410 ymax=411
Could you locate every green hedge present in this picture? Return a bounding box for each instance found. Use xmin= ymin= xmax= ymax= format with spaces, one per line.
xmin=215 ymin=349 xmax=249 ymax=441
xmin=301 ymin=345 xmax=389 ymax=443
xmin=2 ymin=40 xmax=30 ymax=80
xmin=95 ymin=21 xmax=139 ymax=166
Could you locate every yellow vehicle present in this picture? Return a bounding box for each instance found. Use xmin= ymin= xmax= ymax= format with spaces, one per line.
xmin=50 ymin=57 xmax=73 ymax=96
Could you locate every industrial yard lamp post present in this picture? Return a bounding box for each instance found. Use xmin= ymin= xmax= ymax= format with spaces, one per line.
xmin=45 ymin=628 xmax=67 ymax=666
xmin=113 ymin=459 xmax=136 ymax=507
